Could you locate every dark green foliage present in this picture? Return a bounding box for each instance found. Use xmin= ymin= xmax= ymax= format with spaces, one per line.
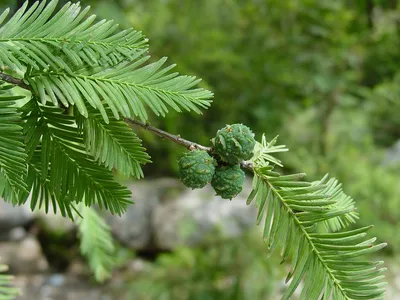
xmin=21 ymin=99 xmax=133 ymax=217
xmin=0 ymin=0 xmax=213 ymax=215
xmin=178 ymin=150 xmax=216 ymax=189
xmin=211 ymin=165 xmax=245 ymax=199
xmin=214 ymin=124 xmax=255 ymax=164
xmin=0 ymin=82 xmax=28 ymax=204
xmin=81 ymin=107 xmax=151 ymax=179
xmin=0 ymin=0 xmax=147 ymax=70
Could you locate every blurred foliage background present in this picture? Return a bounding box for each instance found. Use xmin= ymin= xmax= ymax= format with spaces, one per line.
xmin=1 ymin=0 xmax=399 ymax=298
xmin=83 ymin=0 xmax=400 ymax=252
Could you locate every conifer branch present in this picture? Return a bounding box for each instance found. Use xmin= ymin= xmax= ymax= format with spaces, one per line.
xmin=0 ymin=72 xmax=210 ymax=149
xmin=0 ymin=71 xmax=246 ymax=165
xmin=0 ymin=70 xmax=252 ymax=170
xmin=125 ymin=118 xmax=254 ymax=169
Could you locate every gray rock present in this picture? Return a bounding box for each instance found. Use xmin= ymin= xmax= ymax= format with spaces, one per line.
xmin=153 ymin=180 xmax=257 ymax=249
xmin=8 ymin=227 xmax=28 ymax=241
xmin=106 ymin=178 xmax=258 ymax=250
xmin=0 ymin=200 xmax=33 ymax=233
xmin=14 ymin=274 xmax=115 ymax=300
xmin=66 ymin=259 xmax=90 ymax=277
xmin=35 ymin=209 xmax=75 ymax=234
xmin=105 ymin=178 xmax=183 ymax=250
xmin=383 ymin=139 xmax=400 ymax=167
xmin=0 ymin=235 xmax=48 ymax=274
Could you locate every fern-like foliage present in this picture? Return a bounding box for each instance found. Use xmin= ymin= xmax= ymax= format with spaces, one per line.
xmin=0 ymin=0 xmax=213 ymax=122
xmin=80 ymin=107 xmax=151 ymax=178
xmin=312 ymin=175 xmax=359 ymax=232
xmin=0 ymin=81 xmax=28 ymax=204
xmin=76 ymin=204 xmax=115 ymax=282
xmin=250 ymin=135 xmax=359 ymax=232
xmin=0 ymin=263 xmax=20 ymax=299
xmin=27 ymin=54 xmax=213 ymax=121
xmin=0 ymin=0 xmax=211 ymax=215
xmin=247 ymin=138 xmax=387 ymax=300
xmin=0 ymin=0 xmax=147 ymax=71
xmin=25 ymin=149 xmax=76 ymax=218
xmin=251 ymin=134 xmax=289 ymax=167
xmin=21 ymin=99 xmax=133 ymax=215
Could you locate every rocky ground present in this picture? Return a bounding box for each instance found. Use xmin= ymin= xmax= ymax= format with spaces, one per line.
xmin=0 ymin=178 xmax=259 ymax=299
xmin=1 ymin=178 xmax=400 ymax=299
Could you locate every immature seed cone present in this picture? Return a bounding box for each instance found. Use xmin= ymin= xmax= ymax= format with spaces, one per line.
xmin=211 ymin=165 xmax=245 ymax=200
xmin=213 ymin=124 xmax=256 ymax=164
xmin=178 ymin=150 xmax=216 ymax=189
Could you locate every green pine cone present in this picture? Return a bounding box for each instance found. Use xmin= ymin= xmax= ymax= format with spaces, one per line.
xmin=211 ymin=165 xmax=245 ymax=200
xmin=213 ymin=124 xmax=256 ymax=164
xmin=178 ymin=150 xmax=216 ymax=189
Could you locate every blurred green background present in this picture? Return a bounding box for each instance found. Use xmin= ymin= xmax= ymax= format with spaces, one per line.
xmin=1 ymin=0 xmax=399 ymax=298
xmin=84 ymin=0 xmax=400 ymax=252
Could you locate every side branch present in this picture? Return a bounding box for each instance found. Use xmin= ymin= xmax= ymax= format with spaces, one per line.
xmin=125 ymin=118 xmax=254 ymax=170
xmin=0 ymin=71 xmax=253 ymax=169
xmin=0 ymin=71 xmax=30 ymax=90
xmin=125 ymin=118 xmax=211 ymax=152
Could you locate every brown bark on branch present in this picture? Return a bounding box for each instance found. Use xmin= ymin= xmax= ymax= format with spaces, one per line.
xmin=0 ymin=72 xmax=30 ymax=90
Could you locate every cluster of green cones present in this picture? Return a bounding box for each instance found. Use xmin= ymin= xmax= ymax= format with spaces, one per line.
xmin=178 ymin=124 xmax=255 ymax=199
